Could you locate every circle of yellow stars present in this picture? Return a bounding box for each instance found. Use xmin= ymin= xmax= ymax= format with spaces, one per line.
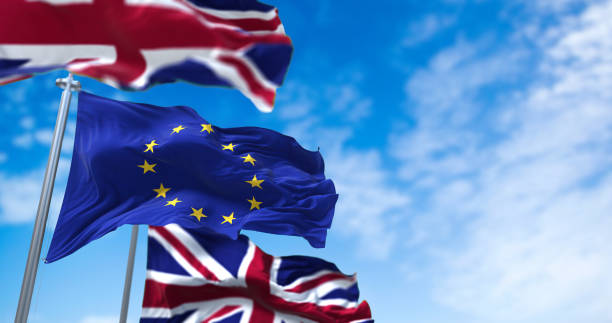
xmin=137 ymin=123 xmax=265 ymax=225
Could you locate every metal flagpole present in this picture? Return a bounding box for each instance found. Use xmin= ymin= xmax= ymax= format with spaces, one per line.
xmin=15 ymin=73 xmax=81 ymax=323
xmin=119 ymin=225 xmax=139 ymax=323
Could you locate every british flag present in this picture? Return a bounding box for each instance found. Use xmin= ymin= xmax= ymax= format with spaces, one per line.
xmin=0 ymin=0 xmax=292 ymax=112
xmin=142 ymin=224 xmax=374 ymax=323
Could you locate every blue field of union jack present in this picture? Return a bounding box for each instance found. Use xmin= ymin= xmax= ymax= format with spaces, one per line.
xmin=141 ymin=224 xmax=373 ymax=322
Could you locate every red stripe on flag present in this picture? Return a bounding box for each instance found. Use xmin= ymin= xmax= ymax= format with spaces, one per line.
xmin=0 ymin=1 xmax=291 ymax=85
xmin=203 ymin=15 xmax=283 ymax=33
xmin=142 ymin=280 xmax=372 ymax=323
xmin=0 ymin=2 xmax=291 ymax=48
xmin=219 ymin=55 xmax=276 ymax=107
xmin=196 ymin=12 xmax=283 ymax=33
xmin=175 ymin=1 xmax=284 ymax=33
xmin=143 ymin=228 xmax=373 ymax=322
xmin=151 ymin=226 xmax=220 ymax=281
xmin=142 ymin=279 xmax=247 ymax=308
xmin=284 ymin=273 xmax=355 ymax=293
xmin=264 ymin=294 xmax=374 ymax=323
xmin=249 ymin=302 xmax=274 ymax=323
xmin=202 ymin=305 xmax=241 ymax=323
xmin=0 ymin=74 xmax=32 ymax=85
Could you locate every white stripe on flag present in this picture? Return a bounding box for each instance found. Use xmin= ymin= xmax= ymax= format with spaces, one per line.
xmin=149 ymin=227 xmax=205 ymax=279
xmin=164 ymin=224 xmax=234 ymax=280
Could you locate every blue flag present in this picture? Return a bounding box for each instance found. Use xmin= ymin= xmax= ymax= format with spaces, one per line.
xmin=46 ymin=92 xmax=337 ymax=263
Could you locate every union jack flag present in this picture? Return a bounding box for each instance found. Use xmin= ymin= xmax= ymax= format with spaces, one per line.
xmin=142 ymin=224 xmax=374 ymax=323
xmin=0 ymin=0 xmax=292 ymax=112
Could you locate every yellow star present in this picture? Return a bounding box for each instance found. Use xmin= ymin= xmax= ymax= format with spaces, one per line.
xmin=138 ymin=160 xmax=157 ymax=174
xmin=171 ymin=125 xmax=185 ymax=134
xmin=241 ymin=154 xmax=256 ymax=166
xmin=165 ymin=198 xmax=182 ymax=206
xmin=153 ymin=183 xmax=171 ymax=198
xmin=221 ymin=212 xmax=236 ymax=224
xmin=144 ymin=140 xmax=159 ymax=153
xmin=222 ymin=143 xmax=237 ymax=151
xmin=190 ymin=207 xmax=207 ymax=221
xmin=200 ymin=123 xmax=214 ymax=134
xmin=245 ymin=175 xmax=264 ymax=189
xmin=247 ymin=196 xmax=262 ymax=210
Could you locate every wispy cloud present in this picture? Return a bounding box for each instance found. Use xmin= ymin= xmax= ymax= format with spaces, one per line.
xmin=277 ymin=70 xmax=373 ymax=124
xmin=11 ymin=128 xmax=55 ymax=149
xmin=276 ymin=78 xmax=409 ymax=260
xmin=326 ymin=85 xmax=372 ymax=123
xmin=1 ymin=105 xmax=76 ymax=225
xmin=0 ymin=158 xmax=70 ymax=224
xmin=325 ymin=144 xmax=410 ymax=260
xmin=277 ymin=82 xmax=316 ymax=120
xmin=523 ymin=0 xmax=589 ymax=13
xmin=20 ymin=116 xmax=35 ymax=130
xmin=403 ymin=14 xmax=456 ymax=47
xmin=394 ymin=0 xmax=612 ymax=321
xmin=396 ymin=35 xmax=527 ymax=186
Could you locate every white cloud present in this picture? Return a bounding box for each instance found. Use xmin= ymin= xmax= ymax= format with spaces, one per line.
xmin=34 ymin=128 xmax=54 ymax=145
xmin=11 ymin=127 xmax=57 ymax=149
xmin=327 ymin=85 xmax=372 ymax=123
xmin=527 ymin=0 xmax=588 ymax=12
xmin=395 ymin=36 xmax=527 ymax=187
xmin=0 ymin=152 xmax=7 ymax=164
xmin=395 ymin=0 xmax=612 ymax=321
xmin=0 ymin=169 xmax=45 ymax=223
xmin=12 ymin=133 xmax=34 ymax=148
xmin=435 ymin=175 xmax=612 ymax=322
xmin=403 ymin=14 xmax=456 ymax=47
xmin=281 ymin=119 xmax=410 ymax=259
xmin=277 ymin=80 xmax=408 ymax=260
xmin=0 ymin=158 xmax=70 ymax=224
xmin=277 ymin=82 xmax=316 ymax=120
xmin=325 ymin=147 xmax=410 ymax=259
xmin=278 ymin=76 xmax=372 ymax=124
xmin=406 ymin=35 xmax=526 ymax=120
xmin=20 ymin=116 xmax=35 ymax=130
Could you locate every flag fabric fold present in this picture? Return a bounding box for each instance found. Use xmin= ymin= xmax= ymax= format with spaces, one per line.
xmin=141 ymin=224 xmax=373 ymax=323
xmin=0 ymin=0 xmax=292 ymax=112
xmin=45 ymin=91 xmax=337 ymax=262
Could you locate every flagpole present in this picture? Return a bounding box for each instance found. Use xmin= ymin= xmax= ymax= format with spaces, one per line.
xmin=119 ymin=225 xmax=139 ymax=323
xmin=15 ymin=73 xmax=81 ymax=323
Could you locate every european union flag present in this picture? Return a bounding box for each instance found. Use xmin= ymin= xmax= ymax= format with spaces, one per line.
xmin=46 ymin=92 xmax=337 ymax=263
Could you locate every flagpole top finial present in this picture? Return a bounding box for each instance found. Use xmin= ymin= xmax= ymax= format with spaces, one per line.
xmin=56 ymin=74 xmax=81 ymax=92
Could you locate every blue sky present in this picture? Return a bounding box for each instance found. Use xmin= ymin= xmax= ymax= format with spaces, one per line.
xmin=2 ymin=0 xmax=612 ymax=322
